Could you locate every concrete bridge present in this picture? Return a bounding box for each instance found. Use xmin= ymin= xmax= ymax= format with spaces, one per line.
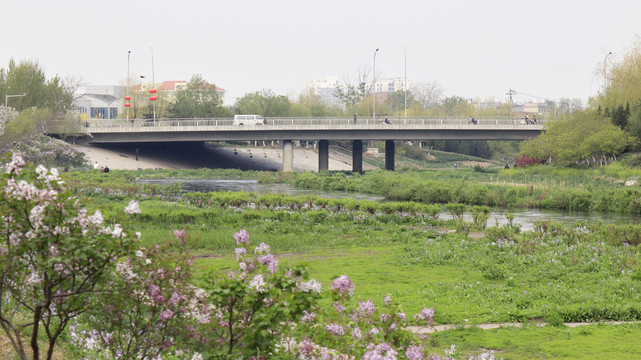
xmin=80 ymin=116 xmax=544 ymax=172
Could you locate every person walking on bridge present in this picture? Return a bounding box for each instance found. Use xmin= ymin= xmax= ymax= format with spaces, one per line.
xmin=353 ymin=113 xmax=357 ymax=124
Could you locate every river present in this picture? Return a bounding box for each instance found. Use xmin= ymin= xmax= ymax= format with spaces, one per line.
xmin=138 ymin=179 xmax=636 ymax=231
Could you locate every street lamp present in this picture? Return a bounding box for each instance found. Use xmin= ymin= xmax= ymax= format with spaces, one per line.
xmin=5 ymin=93 xmax=26 ymax=107
xmin=126 ymin=50 xmax=131 ymax=121
xmin=373 ymin=48 xmax=379 ymax=121
xmin=401 ymin=44 xmax=407 ymax=123
xmin=603 ymin=51 xmax=613 ymax=92
xmin=149 ymin=44 xmax=156 ymax=122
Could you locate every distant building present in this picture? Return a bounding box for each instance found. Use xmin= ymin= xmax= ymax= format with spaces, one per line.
xmin=306 ymin=76 xmax=340 ymax=106
xmin=132 ymin=80 xmax=225 ymax=102
xmin=515 ymin=102 xmax=550 ymax=115
xmin=73 ymin=85 xmax=124 ymax=119
xmin=373 ymin=77 xmax=411 ymax=102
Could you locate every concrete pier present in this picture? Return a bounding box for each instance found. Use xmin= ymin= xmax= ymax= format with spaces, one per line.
xmin=352 ymin=140 xmax=363 ymax=173
xmin=385 ymin=140 xmax=395 ymax=171
xmin=318 ymin=140 xmax=329 ymax=171
xmin=283 ymin=140 xmax=293 ymax=172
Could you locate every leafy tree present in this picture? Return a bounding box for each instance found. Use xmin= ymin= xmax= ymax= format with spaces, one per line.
xmin=600 ymin=36 xmax=641 ymax=111
xmin=0 ymin=59 xmax=72 ymax=114
xmin=334 ymin=69 xmax=370 ymax=114
xmin=167 ymin=74 xmax=231 ymax=118
xmin=384 ymin=89 xmax=416 ymax=115
xmin=520 ymin=110 xmax=630 ymax=164
xmin=611 ymin=104 xmax=630 ymax=129
xmin=0 ymin=153 xmax=139 ymax=360
xmin=234 ymin=89 xmax=291 ymax=117
xmin=439 ymin=96 xmax=473 ymax=116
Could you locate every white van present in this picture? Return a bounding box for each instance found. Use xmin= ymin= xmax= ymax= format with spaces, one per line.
xmin=233 ymin=115 xmax=265 ymax=126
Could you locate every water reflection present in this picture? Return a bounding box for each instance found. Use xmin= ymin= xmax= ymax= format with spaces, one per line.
xmin=138 ymin=179 xmax=636 ymax=231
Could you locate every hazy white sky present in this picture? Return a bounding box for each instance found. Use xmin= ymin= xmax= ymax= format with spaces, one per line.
xmin=2 ymin=0 xmax=639 ymax=105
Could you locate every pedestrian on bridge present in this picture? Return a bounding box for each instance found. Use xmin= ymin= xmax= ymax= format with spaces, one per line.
xmin=353 ymin=113 xmax=357 ymax=124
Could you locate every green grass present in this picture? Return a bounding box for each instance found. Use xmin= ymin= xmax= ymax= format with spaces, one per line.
xmin=426 ymin=323 xmax=641 ymax=359
xmin=61 ymin=169 xmax=641 ymax=358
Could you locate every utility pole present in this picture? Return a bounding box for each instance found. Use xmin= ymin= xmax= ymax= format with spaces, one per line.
xmin=506 ymin=89 xmax=517 ymax=120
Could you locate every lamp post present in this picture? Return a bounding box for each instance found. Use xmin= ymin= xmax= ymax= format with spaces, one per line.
xmin=603 ymin=51 xmax=613 ymax=92
xmin=5 ymin=93 xmax=26 ymax=107
xmin=126 ymin=50 xmax=131 ymax=121
xmin=373 ymin=48 xmax=379 ymax=121
xmin=149 ymin=44 xmax=156 ymax=122
xmin=401 ymin=44 xmax=407 ymax=123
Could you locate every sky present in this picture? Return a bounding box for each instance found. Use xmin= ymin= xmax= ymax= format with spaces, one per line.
xmin=2 ymin=0 xmax=640 ymax=106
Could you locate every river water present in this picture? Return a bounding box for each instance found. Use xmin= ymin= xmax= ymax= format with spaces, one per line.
xmin=138 ymin=179 xmax=636 ymax=231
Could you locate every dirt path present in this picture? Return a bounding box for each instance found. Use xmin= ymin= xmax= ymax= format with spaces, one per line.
xmin=407 ymin=321 xmax=639 ymax=334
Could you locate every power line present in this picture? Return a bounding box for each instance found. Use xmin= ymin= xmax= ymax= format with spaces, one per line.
xmin=512 ymin=89 xmax=547 ymax=100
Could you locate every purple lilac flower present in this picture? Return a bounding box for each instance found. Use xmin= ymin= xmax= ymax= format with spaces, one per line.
xmin=333 ymin=301 xmax=346 ymax=313
xmin=301 ymin=310 xmax=316 ymax=323
xmin=325 ymin=323 xmax=346 ymax=336
xmin=233 ymin=229 xmax=250 ymax=245
xmin=258 ymin=253 xmax=279 ymax=274
xmin=415 ymin=307 xmax=435 ymax=326
xmin=331 ymin=275 xmax=355 ymax=296
xmin=235 ymin=247 xmax=246 ymax=260
xmin=405 ymin=345 xmax=424 ymax=360
xmin=363 ymin=342 xmax=397 ymax=360
xmin=174 ymin=229 xmax=186 ymax=244
xmin=352 ymin=326 xmax=363 ymax=341
xmin=254 ymin=242 xmax=270 ymax=254
xmin=398 ymin=313 xmax=407 ymax=323
xmin=358 ymin=299 xmax=376 ymax=318
xmin=384 ymin=295 xmax=392 ymax=306
xmin=159 ymin=309 xmax=174 ymax=322
xmin=298 ymin=337 xmax=315 ymax=357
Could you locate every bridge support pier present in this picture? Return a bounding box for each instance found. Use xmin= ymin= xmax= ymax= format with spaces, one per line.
xmin=318 ymin=140 xmax=329 ymax=171
xmin=283 ymin=140 xmax=294 ymax=172
xmin=385 ymin=140 xmax=395 ymax=171
xmin=352 ymin=140 xmax=363 ymax=174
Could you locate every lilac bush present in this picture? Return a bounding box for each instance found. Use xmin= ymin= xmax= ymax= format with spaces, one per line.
xmin=1 ymin=134 xmax=86 ymax=169
xmin=0 ymin=105 xmax=18 ymax=136
xmin=0 ymin=152 xmax=138 ymax=360
xmin=71 ymin=229 xmax=211 ymax=360
xmin=197 ymin=229 xmax=323 ymax=358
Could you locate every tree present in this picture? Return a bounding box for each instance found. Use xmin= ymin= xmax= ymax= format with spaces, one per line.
xmin=0 ymin=153 xmax=139 ymax=360
xmin=519 ymin=110 xmax=630 ymax=164
xmin=599 ymin=36 xmax=641 ymax=111
xmin=0 ymin=59 xmax=73 ymax=114
xmin=334 ymin=69 xmax=370 ymax=114
xmin=167 ymin=74 xmax=231 ymax=118
xmin=412 ymin=81 xmax=444 ymax=108
xmin=234 ymin=89 xmax=291 ymax=117
xmin=384 ymin=89 xmax=416 ymax=115
xmin=439 ymin=96 xmax=473 ymax=116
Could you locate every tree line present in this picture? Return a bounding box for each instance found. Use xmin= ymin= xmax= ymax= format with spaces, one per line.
xmin=518 ymin=37 xmax=641 ymax=166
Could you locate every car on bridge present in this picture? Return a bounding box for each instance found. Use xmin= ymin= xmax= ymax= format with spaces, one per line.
xmin=233 ymin=115 xmax=265 ymax=126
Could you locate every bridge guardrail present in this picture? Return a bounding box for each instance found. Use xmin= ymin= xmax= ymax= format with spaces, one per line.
xmin=81 ymin=116 xmax=547 ymax=129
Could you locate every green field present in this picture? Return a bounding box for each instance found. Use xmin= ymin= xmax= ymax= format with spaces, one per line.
xmin=56 ymin=166 xmax=641 ymax=358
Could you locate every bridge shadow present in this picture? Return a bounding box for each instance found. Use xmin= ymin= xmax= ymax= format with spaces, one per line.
xmin=88 ymin=142 xmax=282 ymax=171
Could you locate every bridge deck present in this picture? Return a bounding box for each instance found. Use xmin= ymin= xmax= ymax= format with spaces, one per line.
xmin=82 ymin=117 xmax=543 ymax=143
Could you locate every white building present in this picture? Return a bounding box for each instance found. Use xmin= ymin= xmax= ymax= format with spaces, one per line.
xmin=373 ymin=77 xmax=410 ymax=97
xmin=306 ymin=76 xmax=340 ymax=106
xmin=73 ymin=85 xmax=124 ymax=119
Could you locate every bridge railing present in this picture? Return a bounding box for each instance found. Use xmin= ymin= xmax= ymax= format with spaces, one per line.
xmin=82 ymin=116 xmax=548 ymax=128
